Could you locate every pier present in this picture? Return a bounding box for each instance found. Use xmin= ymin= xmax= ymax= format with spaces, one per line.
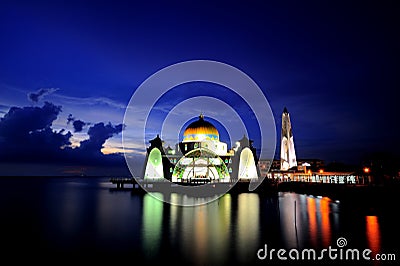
xmin=109 ymin=177 xmax=237 ymax=196
xmin=109 ymin=170 xmax=366 ymax=191
xmin=266 ymin=171 xmax=368 ymax=184
xmin=109 ymin=174 xmax=399 ymax=207
xmin=109 ymin=177 xmax=137 ymax=189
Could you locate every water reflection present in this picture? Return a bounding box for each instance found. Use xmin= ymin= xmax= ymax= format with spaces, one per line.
xmin=319 ymin=197 xmax=332 ymax=247
xmin=236 ymin=193 xmax=260 ymax=263
xmin=279 ymin=193 xmax=301 ymax=249
xmin=279 ymin=193 xmax=336 ymax=249
xmin=139 ymin=191 xmax=383 ymax=265
xmin=307 ymin=197 xmax=318 ymax=247
xmin=167 ymin=193 xmax=232 ymax=265
xmin=366 ymin=216 xmax=381 ymax=257
xmin=193 ymin=204 xmax=207 ymax=264
xmin=46 ymin=181 xmax=87 ymax=237
xmin=0 ymin=177 xmax=387 ymax=264
xmin=142 ymin=193 xmax=164 ymax=259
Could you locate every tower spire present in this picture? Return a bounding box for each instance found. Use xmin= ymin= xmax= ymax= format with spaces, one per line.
xmin=280 ymin=107 xmax=297 ymax=171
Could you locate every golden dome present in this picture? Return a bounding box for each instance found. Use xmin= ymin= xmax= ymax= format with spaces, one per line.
xmin=183 ymin=114 xmax=219 ymax=142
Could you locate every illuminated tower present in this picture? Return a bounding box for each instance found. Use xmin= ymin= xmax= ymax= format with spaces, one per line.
xmin=280 ymin=107 xmax=297 ymax=171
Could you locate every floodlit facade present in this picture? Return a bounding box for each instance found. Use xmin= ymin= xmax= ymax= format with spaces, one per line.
xmin=143 ymin=114 xmax=260 ymax=183
xmin=172 ymin=148 xmax=230 ymax=183
xmin=238 ymin=147 xmax=258 ymax=180
xmin=280 ymin=107 xmax=297 ymax=171
xmin=144 ymin=148 xmax=164 ymax=180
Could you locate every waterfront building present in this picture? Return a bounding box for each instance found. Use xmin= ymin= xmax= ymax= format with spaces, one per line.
xmin=143 ymin=114 xmax=260 ymax=184
xmin=263 ymin=107 xmax=357 ymax=184
xmin=142 ymin=109 xmax=360 ymax=186
xmin=259 ymin=158 xmax=324 ymax=173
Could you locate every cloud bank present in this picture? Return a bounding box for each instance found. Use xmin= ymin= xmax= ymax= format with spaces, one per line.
xmin=0 ymin=101 xmax=126 ymax=169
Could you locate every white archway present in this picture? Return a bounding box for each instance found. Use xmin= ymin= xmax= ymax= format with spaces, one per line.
xmin=144 ymin=148 xmax=164 ymax=180
xmin=172 ymin=148 xmax=230 ymax=183
xmin=238 ymin=148 xmax=258 ymax=180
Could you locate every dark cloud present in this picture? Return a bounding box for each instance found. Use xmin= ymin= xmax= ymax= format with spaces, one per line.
xmin=67 ymin=114 xmax=74 ymax=124
xmin=27 ymin=88 xmax=59 ymax=103
xmin=67 ymin=114 xmax=87 ymax=132
xmin=0 ymin=102 xmax=71 ymax=163
xmin=0 ymin=102 xmax=62 ymax=139
xmin=73 ymin=120 xmax=86 ymax=132
xmin=79 ymin=122 xmax=124 ymax=154
xmin=0 ymin=102 xmax=126 ymax=171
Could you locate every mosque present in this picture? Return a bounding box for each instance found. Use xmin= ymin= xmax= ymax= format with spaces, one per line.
xmin=142 ymin=114 xmax=260 ymax=184
xmin=140 ymin=108 xmax=359 ymax=188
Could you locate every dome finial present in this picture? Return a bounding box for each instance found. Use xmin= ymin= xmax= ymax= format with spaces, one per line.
xmin=199 ymin=112 xmax=204 ymax=120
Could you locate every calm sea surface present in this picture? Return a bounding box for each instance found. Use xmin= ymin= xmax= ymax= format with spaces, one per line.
xmin=0 ymin=177 xmax=398 ymax=265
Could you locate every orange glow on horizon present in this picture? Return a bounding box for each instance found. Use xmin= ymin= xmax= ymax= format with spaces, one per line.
xmin=101 ymin=146 xmax=126 ymax=154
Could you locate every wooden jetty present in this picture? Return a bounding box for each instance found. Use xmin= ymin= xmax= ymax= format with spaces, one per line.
xmin=109 ymin=177 xmax=399 ymax=206
xmin=109 ymin=177 xmax=280 ymax=196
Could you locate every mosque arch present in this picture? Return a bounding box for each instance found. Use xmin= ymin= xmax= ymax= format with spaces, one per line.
xmin=238 ymin=147 xmax=258 ymax=180
xmin=144 ymin=148 xmax=164 ymax=180
xmin=172 ymin=148 xmax=230 ymax=183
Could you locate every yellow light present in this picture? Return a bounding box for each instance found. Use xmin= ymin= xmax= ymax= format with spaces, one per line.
xmin=319 ymin=169 xmax=324 ymax=174
xmin=363 ymin=167 xmax=370 ymax=174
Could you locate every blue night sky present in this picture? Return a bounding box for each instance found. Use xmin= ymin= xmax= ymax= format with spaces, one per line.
xmin=0 ymin=0 xmax=399 ymax=176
